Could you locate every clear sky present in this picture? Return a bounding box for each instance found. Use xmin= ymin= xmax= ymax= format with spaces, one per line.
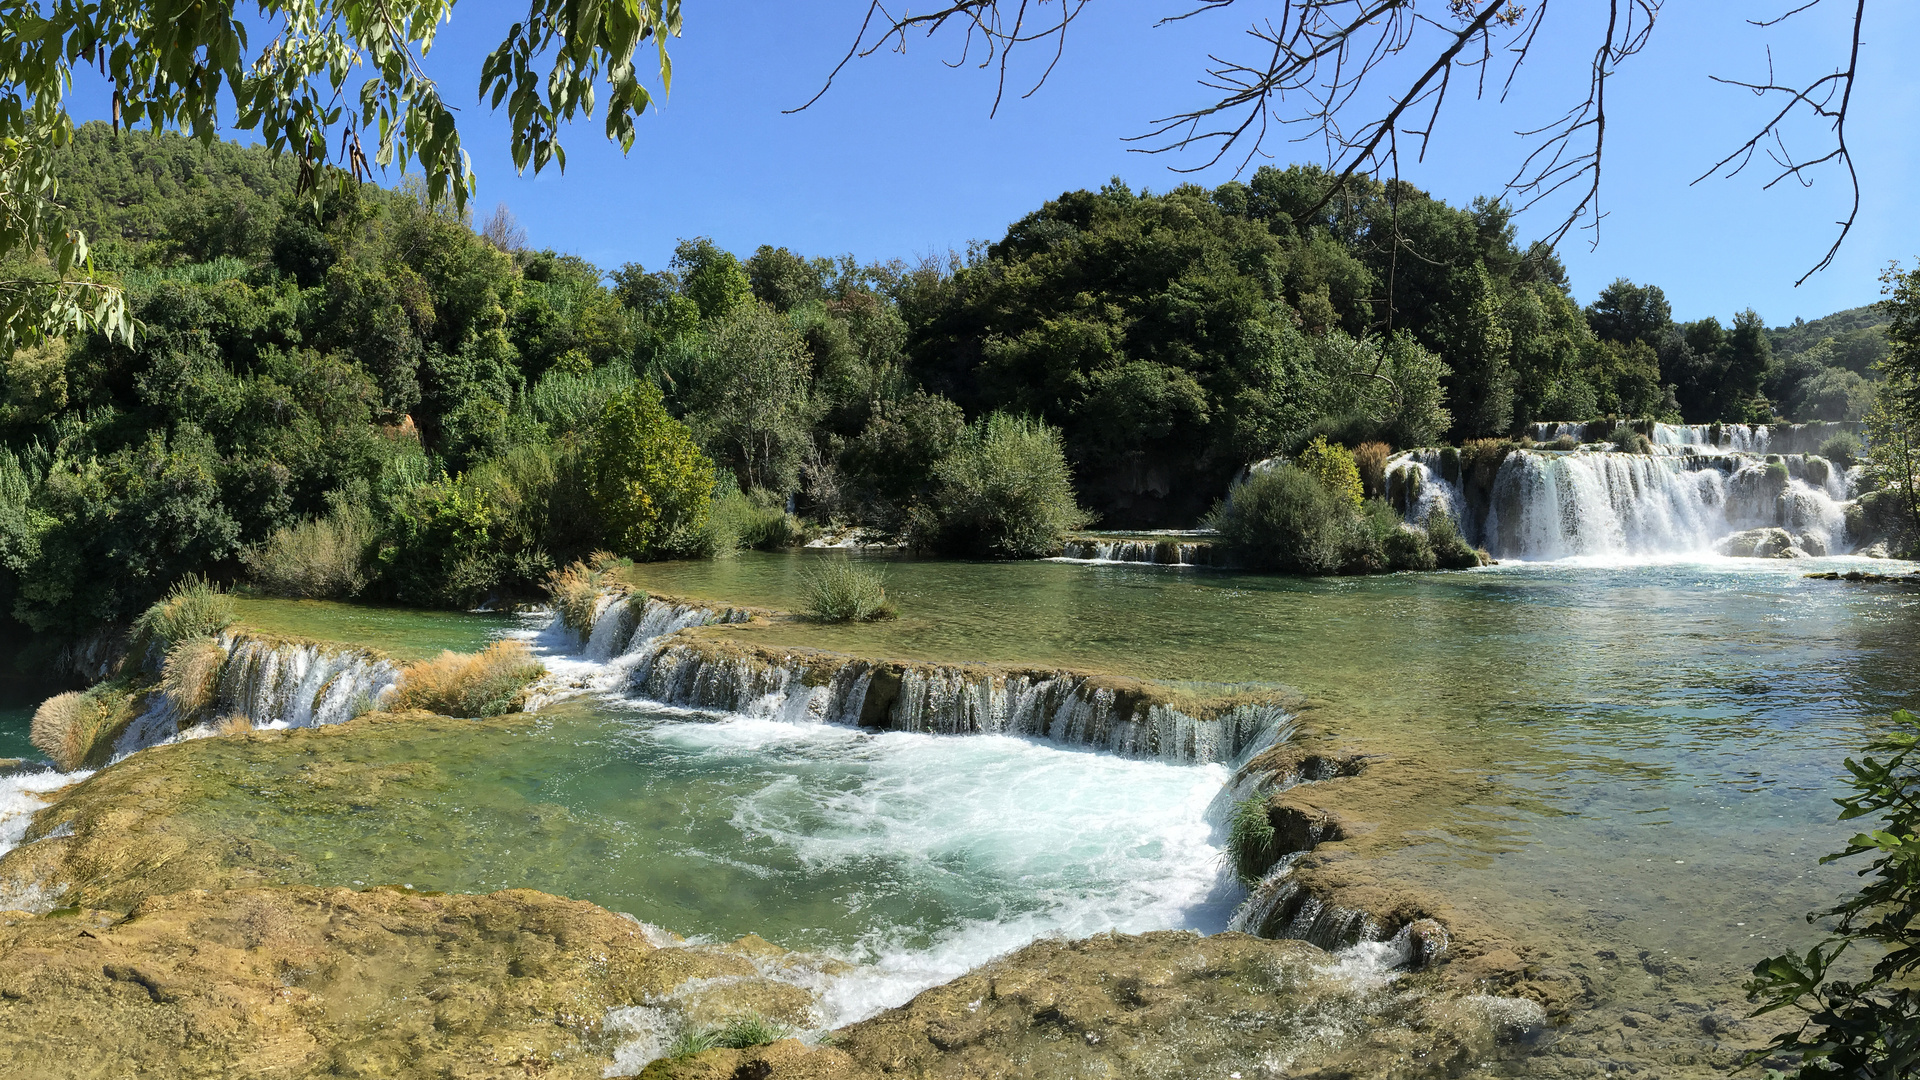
xmin=76 ymin=1 xmax=1920 ymax=325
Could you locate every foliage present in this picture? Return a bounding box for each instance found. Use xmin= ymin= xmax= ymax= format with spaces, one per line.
xmin=1609 ymin=425 xmax=1654 ymax=455
xmin=241 ymin=509 xmax=373 ymax=599
xmin=389 ymin=640 xmax=545 ymax=718
xmin=1227 ymin=797 xmax=1279 ymax=883
xmin=921 ymin=412 xmax=1090 ymax=559
xmin=1425 ymin=510 xmax=1484 ymax=570
xmin=131 ymin=575 xmax=235 ymax=654
xmin=1352 ymin=441 xmax=1390 ymax=499
xmin=1745 ymin=711 xmax=1920 ymax=1077
xmin=801 ymin=557 xmax=893 ymax=622
xmin=1212 ymin=465 xmax=1345 ymax=575
xmin=1821 ymin=433 xmax=1861 ymax=470
xmin=1296 ymin=437 xmax=1364 ymax=508
xmin=375 ymin=475 xmax=503 ymax=608
xmin=707 ymin=483 xmax=803 ymax=555
xmin=587 ymin=383 xmax=715 ymax=560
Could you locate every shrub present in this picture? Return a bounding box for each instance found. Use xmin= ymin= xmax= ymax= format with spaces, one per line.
xmin=1426 ymin=510 xmax=1484 ymax=570
xmin=132 ymin=575 xmax=236 ymax=655
xmin=1352 ymin=441 xmax=1391 ymax=499
xmin=389 ymin=640 xmax=545 ymax=718
xmin=1548 ymin=434 xmax=1580 ymax=451
xmin=923 ymin=412 xmax=1090 ymax=559
xmin=1297 ymin=436 xmax=1364 ymax=508
xmin=543 ymin=561 xmax=608 ymax=640
xmin=30 ymin=687 xmax=137 ymax=771
xmin=1227 ymin=797 xmax=1280 ymax=883
xmin=1821 ymin=432 xmax=1861 ymax=469
xmin=1609 ymin=425 xmax=1654 ymax=454
xmin=1383 ymin=523 xmax=1439 ymax=571
xmin=588 ymin=383 xmax=716 ymax=559
xmin=1212 ymin=465 xmax=1345 ymax=574
xmin=161 ymin=636 xmax=227 ymax=719
xmin=241 ymin=509 xmax=373 ymax=599
xmin=802 ymin=558 xmax=892 ymax=622
xmin=376 ymin=476 xmax=505 ymax=608
xmin=707 ymin=483 xmax=805 ymax=555
xmin=1746 ymin=711 xmax=1920 ymax=1076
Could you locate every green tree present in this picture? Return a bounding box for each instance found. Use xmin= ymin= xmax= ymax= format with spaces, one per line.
xmin=0 ymin=0 xmax=683 ymax=350
xmin=923 ymin=412 xmax=1089 ymax=559
xmin=588 ymin=383 xmax=714 ymax=559
xmin=682 ymin=302 xmax=816 ymax=495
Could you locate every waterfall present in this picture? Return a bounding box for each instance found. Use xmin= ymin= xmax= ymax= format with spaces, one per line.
xmin=111 ymin=635 xmax=402 ymax=758
xmin=1386 ymin=441 xmax=1857 ymax=561
xmin=1057 ymin=538 xmax=1219 ymax=566
xmin=627 ymin=640 xmax=1290 ymax=765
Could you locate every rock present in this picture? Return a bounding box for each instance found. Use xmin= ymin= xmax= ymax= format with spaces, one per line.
xmin=1717 ymin=528 xmax=1795 ymax=558
xmin=1862 ymin=541 xmax=1892 ymax=558
xmin=635 ymin=930 xmax=1543 ymax=1080
xmin=1771 ymin=547 xmax=1811 ymax=560
xmin=1798 ymin=533 xmax=1829 ymax=557
xmin=0 ymin=885 xmax=838 ymax=1080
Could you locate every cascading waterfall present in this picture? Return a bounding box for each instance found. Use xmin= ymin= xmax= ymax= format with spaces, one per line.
xmin=628 ymin=640 xmax=1288 ymax=765
xmin=1057 ymin=538 xmax=1219 ymax=566
xmin=113 ymin=635 xmax=402 ymax=757
xmin=1385 ymin=421 xmax=1862 ymax=560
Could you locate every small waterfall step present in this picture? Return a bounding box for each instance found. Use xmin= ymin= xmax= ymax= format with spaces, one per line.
xmin=1056 ymin=532 xmax=1221 ymax=566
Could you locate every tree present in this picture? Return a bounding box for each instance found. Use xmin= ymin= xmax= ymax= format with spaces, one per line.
xmin=681 ymin=302 xmax=816 ymax=496
xmin=1587 ymin=280 xmax=1673 ymax=350
xmin=0 ymin=0 xmax=683 ymax=350
xmin=588 ymin=383 xmax=714 ymax=559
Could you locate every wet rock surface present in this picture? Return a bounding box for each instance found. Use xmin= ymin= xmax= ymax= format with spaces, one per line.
xmin=0 ymin=885 xmax=832 ymax=1080
xmin=635 ymin=930 xmax=1542 ymax=1080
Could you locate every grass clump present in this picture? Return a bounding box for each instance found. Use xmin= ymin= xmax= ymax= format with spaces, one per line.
xmin=389 ymin=640 xmax=545 ymax=718
xmin=668 ymin=1013 xmax=792 ymax=1059
xmin=1352 ymin=440 xmax=1390 ymax=499
xmin=240 ymin=509 xmax=373 ymax=599
xmin=31 ymin=687 xmax=139 ymax=771
xmin=802 ymin=558 xmax=893 ymax=622
xmin=160 ymin=636 xmax=228 ymax=719
xmin=544 ymin=561 xmax=611 ymax=641
xmin=132 ymin=575 xmax=236 ymax=655
xmin=1227 ymin=797 xmax=1280 ymax=883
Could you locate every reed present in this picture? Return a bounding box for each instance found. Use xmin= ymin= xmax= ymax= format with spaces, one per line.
xmin=543 ymin=562 xmax=607 ymax=641
xmin=132 ymin=575 xmax=235 ymax=654
xmin=30 ymin=688 xmax=135 ymax=771
xmin=160 ymin=636 xmax=228 ymax=719
xmin=801 ymin=558 xmax=893 ymax=622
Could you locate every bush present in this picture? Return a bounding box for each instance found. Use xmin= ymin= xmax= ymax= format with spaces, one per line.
xmin=707 ymin=483 xmax=805 ymax=555
xmin=132 ymin=575 xmax=236 ymax=655
xmin=923 ymin=412 xmax=1090 ymax=559
xmin=1609 ymin=425 xmax=1654 ymax=454
xmin=389 ymin=640 xmax=545 ymax=718
xmin=588 ymin=383 xmax=716 ymax=559
xmin=1297 ymin=436 xmax=1364 ymax=508
xmin=1383 ymin=523 xmax=1439 ymax=571
xmin=1547 ymin=434 xmax=1580 ymax=451
xmin=241 ymin=509 xmax=373 ymax=599
xmin=802 ymin=558 xmax=893 ymax=622
xmin=1821 ymin=432 xmax=1861 ymax=469
xmin=375 ymin=476 xmax=504 ymax=608
xmin=1426 ymin=510 xmax=1484 ymax=570
xmin=1746 ymin=711 xmax=1920 ymax=1076
xmin=1352 ymin=441 xmax=1391 ymax=500
xmin=1212 ymin=465 xmax=1345 ymax=574
xmin=30 ymin=686 xmax=138 ymax=771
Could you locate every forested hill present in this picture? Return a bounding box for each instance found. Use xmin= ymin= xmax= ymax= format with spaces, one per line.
xmin=0 ymin=125 xmax=1886 ymax=641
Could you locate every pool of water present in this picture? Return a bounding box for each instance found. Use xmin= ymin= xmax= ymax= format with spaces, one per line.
xmin=230 ymin=596 xmax=520 ymax=660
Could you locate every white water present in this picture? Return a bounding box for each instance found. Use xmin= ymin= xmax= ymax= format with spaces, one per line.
xmin=1388 ymin=424 xmax=1862 ymax=561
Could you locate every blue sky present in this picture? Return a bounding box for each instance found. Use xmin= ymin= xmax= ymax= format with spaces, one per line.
xmin=77 ymin=2 xmax=1920 ymax=324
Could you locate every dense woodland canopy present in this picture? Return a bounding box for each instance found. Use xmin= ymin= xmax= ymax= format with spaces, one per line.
xmin=0 ymin=125 xmax=1893 ymax=637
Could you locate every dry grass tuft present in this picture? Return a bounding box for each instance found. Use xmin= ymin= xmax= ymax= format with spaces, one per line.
xmin=161 ymin=637 xmax=228 ymax=719
xmin=214 ymin=714 xmax=253 ymax=736
xmin=1353 ymin=441 xmax=1391 ymax=500
xmin=240 ymin=511 xmax=373 ymax=599
xmin=544 ymin=561 xmax=609 ymax=641
xmin=389 ymin=640 xmax=545 ymax=718
xmin=30 ymin=689 xmax=135 ymax=771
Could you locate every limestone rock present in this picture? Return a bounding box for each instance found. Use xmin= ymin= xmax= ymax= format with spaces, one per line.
xmin=1717 ymin=528 xmax=1795 ymax=558
xmin=0 ymin=885 xmax=834 ymax=1080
